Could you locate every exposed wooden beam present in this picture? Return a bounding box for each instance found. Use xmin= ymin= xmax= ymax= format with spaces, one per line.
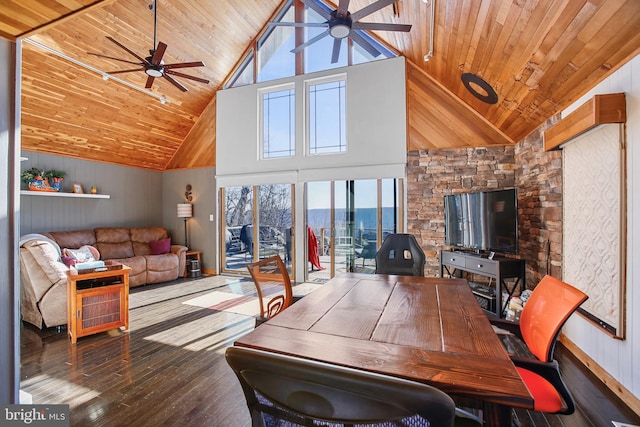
xmin=543 ymin=93 xmax=626 ymax=151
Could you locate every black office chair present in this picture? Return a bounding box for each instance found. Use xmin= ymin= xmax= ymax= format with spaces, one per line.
xmin=375 ymin=233 xmax=426 ymax=276
xmin=225 ymin=346 xmax=478 ymax=427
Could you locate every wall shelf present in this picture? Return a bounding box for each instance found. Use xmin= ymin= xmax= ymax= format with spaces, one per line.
xmin=20 ymin=190 xmax=110 ymax=199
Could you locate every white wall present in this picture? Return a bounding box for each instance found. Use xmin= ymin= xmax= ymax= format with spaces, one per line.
xmin=216 ymin=56 xmax=407 ymax=181
xmin=562 ymin=54 xmax=640 ymax=399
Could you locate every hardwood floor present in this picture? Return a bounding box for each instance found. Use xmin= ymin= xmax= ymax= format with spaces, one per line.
xmin=20 ymin=275 xmax=640 ymax=427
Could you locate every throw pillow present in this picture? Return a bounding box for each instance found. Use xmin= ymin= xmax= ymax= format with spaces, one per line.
xmin=61 ymin=256 xmax=76 ymax=267
xmin=63 ymin=245 xmax=97 ymax=264
xmin=149 ymin=238 xmax=171 ymax=255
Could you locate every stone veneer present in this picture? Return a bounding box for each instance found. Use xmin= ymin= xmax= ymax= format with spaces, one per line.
xmin=407 ymin=146 xmax=517 ymax=277
xmin=514 ymin=118 xmax=563 ymax=285
xmin=407 ymin=116 xmax=562 ymax=287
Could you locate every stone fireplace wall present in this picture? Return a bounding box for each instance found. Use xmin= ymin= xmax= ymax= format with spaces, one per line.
xmin=406 ymin=117 xmax=562 ymax=286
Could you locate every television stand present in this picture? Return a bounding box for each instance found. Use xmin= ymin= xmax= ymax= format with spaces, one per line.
xmin=439 ymin=250 xmax=525 ymax=317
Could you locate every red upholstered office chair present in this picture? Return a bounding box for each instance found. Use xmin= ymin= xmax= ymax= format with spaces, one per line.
xmin=491 ymin=275 xmax=588 ymax=414
xmin=226 ymin=346 xmax=481 ymax=427
xmin=246 ymin=255 xmax=294 ymax=327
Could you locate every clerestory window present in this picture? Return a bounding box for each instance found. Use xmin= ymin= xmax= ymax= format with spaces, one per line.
xmin=224 ymin=0 xmax=396 ymax=89
xmin=260 ymin=85 xmax=296 ymax=159
xmin=307 ymin=76 xmax=346 ymax=155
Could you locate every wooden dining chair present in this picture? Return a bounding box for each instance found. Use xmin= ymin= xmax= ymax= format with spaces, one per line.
xmin=491 ymin=275 xmax=588 ymax=414
xmin=246 ymin=255 xmax=294 ymax=327
xmin=226 ymin=346 xmax=480 ymax=427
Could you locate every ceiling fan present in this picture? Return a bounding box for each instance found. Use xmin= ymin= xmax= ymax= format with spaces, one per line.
xmin=88 ymin=0 xmax=209 ymax=92
xmin=269 ymin=0 xmax=411 ymax=63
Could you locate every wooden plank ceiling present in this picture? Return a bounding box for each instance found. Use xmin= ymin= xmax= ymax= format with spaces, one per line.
xmin=3 ymin=0 xmax=640 ymax=170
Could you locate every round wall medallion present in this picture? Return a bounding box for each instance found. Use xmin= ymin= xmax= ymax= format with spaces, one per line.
xmin=461 ymin=73 xmax=498 ymax=104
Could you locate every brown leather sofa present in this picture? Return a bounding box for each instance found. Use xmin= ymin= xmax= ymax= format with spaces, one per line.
xmin=20 ymin=226 xmax=187 ymax=329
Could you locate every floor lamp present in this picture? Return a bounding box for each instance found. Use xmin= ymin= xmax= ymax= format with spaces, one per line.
xmin=177 ymin=203 xmax=192 ymax=248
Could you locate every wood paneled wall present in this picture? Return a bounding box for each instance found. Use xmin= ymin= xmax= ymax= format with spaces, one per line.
xmin=407 ymin=61 xmax=513 ymax=150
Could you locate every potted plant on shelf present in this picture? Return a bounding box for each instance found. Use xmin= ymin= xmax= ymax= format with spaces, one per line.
xmin=21 ymin=167 xmax=48 ymax=191
xmin=20 ymin=167 xmax=66 ymax=192
xmin=44 ymin=169 xmax=66 ymax=192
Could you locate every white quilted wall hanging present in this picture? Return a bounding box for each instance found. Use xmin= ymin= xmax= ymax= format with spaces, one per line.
xmin=562 ymin=123 xmax=626 ymax=339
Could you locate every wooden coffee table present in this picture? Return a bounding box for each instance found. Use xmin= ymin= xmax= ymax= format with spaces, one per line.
xmin=66 ymin=264 xmax=131 ymax=343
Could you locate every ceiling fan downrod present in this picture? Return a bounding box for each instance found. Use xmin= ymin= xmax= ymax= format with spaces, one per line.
xmin=149 ymin=0 xmax=158 ymax=54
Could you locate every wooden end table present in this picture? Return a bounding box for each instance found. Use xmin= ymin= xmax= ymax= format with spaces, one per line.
xmin=66 ymin=264 xmax=131 ymax=344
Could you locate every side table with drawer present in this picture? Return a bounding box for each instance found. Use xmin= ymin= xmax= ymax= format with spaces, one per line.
xmin=439 ymin=250 xmax=525 ymax=317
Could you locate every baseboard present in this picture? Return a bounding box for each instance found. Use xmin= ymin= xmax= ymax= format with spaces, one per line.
xmin=560 ymin=334 xmax=640 ymax=415
xmin=203 ymin=268 xmax=216 ymax=275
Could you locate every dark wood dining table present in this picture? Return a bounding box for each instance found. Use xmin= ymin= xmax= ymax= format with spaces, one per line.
xmin=234 ymin=273 xmax=533 ymax=426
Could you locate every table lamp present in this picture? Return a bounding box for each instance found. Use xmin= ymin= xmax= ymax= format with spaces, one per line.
xmin=177 ymin=203 xmax=193 ymax=248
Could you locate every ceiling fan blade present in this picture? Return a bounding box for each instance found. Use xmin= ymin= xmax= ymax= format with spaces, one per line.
xmin=145 ymin=75 xmax=155 ymax=89
xmin=336 ymin=0 xmax=350 ymax=18
xmin=86 ymin=52 xmax=142 ymax=66
xmin=106 ymin=36 xmax=148 ymax=64
xmin=331 ymin=38 xmax=342 ymax=63
xmin=164 ymin=74 xmax=188 ymax=92
xmin=300 ymin=0 xmax=331 ymax=20
xmin=150 ymin=41 xmax=167 ymax=65
xmin=107 ymin=68 xmax=146 ymax=74
xmin=166 ymin=70 xmax=210 ymax=84
xmin=291 ymin=29 xmax=330 ymax=54
xmin=163 ymin=61 xmax=205 ymax=69
xmin=350 ymin=31 xmax=382 ymax=58
xmin=352 ymin=22 xmax=412 ymax=32
xmin=268 ymin=21 xmax=327 ymax=28
xmin=351 ymin=0 xmax=396 ymax=21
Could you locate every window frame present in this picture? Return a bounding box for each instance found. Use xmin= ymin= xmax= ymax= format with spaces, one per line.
xmin=305 ymin=73 xmax=347 ymax=156
xmin=259 ymin=83 xmax=297 ymax=160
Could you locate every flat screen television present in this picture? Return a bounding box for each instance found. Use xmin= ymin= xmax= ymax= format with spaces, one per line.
xmin=444 ymin=188 xmax=518 ymax=254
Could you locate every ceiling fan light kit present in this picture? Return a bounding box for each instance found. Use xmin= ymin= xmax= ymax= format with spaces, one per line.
xmin=145 ymin=66 xmax=164 ymax=78
xmin=87 ymin=0 xmax=209 ymax=92
xmin=329 ymin=11 xmax=352 ymax=38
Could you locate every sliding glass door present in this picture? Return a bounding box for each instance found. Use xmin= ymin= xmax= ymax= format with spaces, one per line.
xmin=306 ymin=178 xmax=403 ymax=282
xmin=221 ymin=184 xmax=294 ymax=278
xmin=220 ymin=178 xmax=402 ymax=283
